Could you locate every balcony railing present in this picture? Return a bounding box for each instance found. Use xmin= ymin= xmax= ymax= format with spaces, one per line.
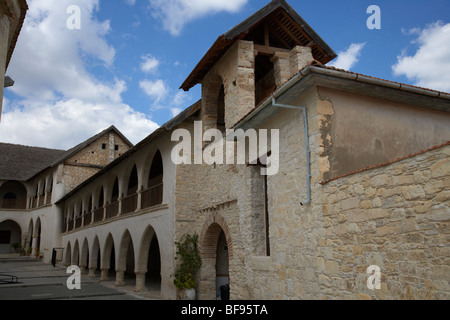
xmin=142 ymin=183 xmax=163 ymax=209
xmin=94 ymin=207 xmax=104 ymax=223
xmin=65 ymin=183 xmax=164 ymax=233
xmin=105 ymin=201 xmax=119 ymax=220
xmin=0 ymin=199 xmax=27 ymax=210
xmin=84 ymin=211 xmax=92 ymax=226
xmin=122 ymin=193 xmax=138 ymax=215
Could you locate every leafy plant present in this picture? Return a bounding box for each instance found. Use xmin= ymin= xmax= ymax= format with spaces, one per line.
xmin=173 ymin=234 xmax=202 ymax=290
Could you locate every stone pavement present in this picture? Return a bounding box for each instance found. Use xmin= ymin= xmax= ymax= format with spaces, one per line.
xmin=0 ymin=254 xmax=160 ymax=300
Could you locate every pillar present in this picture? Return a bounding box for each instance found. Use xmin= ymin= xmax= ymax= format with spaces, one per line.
xmin=134 ymin=271 xmax=148 ymax=292
xmin=115 ymin=269 xmax=125 ymax=286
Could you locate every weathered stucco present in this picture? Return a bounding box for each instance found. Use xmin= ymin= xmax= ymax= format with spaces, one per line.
xmin=316 ymin=87 xmax=450 ymax=181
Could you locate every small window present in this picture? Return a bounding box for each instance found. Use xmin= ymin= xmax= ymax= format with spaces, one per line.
xmin=102 ymin=144 xmax=107 ymax=150
xmin=115 ymin=145 xmax=119 ymax=151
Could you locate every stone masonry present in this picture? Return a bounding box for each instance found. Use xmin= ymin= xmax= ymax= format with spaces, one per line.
xmin=319 ymin=143 xmax=450 ymax=300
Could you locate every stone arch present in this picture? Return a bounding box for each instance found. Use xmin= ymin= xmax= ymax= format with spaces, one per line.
xmin=101 ymin=233 xmax=116 ymax=280
xmin=201 ymin=72 xmax=225 ymax=132
xmin=135 ymin=225 xmax=161 ymax=293
xmin=89 ymin=236 xmax=101 ymax=277
xmin=33 ymin=218 xmax=42 ymax=256
xmin=72 ymin=240 xmax=80 ymax=266
xmin=198 ymin=212 xmax=233 ymax=300
xmin=116 ymin=229 xmax=135 ymax=286
xmin=141 ymin=149 xmax=164 ymax=209
xmin=0 ymin=220 xmax=22 ymax=254
xmin=64 ymin=242 xmax=72 ymax=266
xmin=80 ymin=238 xmax=89 ymax=272
xmin=200 ymin=212 xmax=233 ymax=260
xmin=126 ymin=163 xmax=139 ymax=196
xmin=0 ymin=181 xmax=27 ymax=209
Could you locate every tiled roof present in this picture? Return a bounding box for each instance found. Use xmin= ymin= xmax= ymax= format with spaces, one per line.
xmin=0 ymin=143 xmax=65 ymax=181
xmin=180 ymin=0 xmax=336 ymax=91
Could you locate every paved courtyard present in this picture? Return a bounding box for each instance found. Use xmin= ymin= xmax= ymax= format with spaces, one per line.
xmin=0 ymin=254 xmax=160 ymax=300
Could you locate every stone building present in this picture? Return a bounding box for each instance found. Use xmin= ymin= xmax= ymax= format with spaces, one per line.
xmin=0 ymin=0 xmax=28 ymax=119
xmin=0 ymin=126 xmax=132 ymax=258
xmin=0 ymin=0 xmax=449 ymax=300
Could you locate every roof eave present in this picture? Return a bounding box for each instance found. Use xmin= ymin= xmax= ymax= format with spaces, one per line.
xmin=180 ymin=0 xmax=336 ymax=92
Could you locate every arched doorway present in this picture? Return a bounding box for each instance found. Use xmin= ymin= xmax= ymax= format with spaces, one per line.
xmin=216 ymin=230 xmax=229 ymax=300
xmin=136 ymin=226 xmax=161 ymax=295
xmin=80 ymin=238 xmax=89 ymax=273
xmin=101 ymin=234 xmax=116 ymax=281
xmin=72 ymin=240 xmax=80 ymax=266
xmin=199 ymin=213 xmax=232 ymax=300
xmin=89 ymin=236 xmax=101 ymax=277
xmin=64 ymin=242 xmax=72 ymax=266
xmin=116 ymin=230 xmax=135 ymax=286
xmin=0 ymin=220 xmax=22 ymax=254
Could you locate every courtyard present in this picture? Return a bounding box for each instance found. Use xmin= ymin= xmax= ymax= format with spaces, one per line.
xmin=0 ymin=254 xmax=159 ymax=300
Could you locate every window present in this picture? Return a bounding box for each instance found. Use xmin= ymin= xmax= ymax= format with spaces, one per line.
xmin=115 ymin=145 xmax=119 ymax=151
xmin=102 ymin=143 xmax=107 ymax=150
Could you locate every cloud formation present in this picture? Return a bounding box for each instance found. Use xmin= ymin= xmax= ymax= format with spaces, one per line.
xmin=392 ymin=21 xmax=450 ymax=92
xmin=148 ymin=0 xmax=248 ymax=36
xmin=1 ymin=0 xmax=159 ymax=149
xmin=329 ymin=43 xmax=366 ymax=70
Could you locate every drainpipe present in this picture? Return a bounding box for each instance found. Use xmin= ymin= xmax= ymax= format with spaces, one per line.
xmin=271 ymin=96 xmax=311 ymax=206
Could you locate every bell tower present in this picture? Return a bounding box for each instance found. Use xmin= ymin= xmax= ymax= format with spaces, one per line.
xmin=180 ymin=0 xmax=336 ymax=132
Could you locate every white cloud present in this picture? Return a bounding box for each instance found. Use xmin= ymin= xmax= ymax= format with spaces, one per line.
xmin=148 ymin=0 xmax=248 ymax=36
xmin=0 ymin=0 xmax=159 ymax=149
xmin=141 ymin=54 xmax=160 ymax=73
xmin=139 ymin=79 xmax=169 ymax=102
xmin=124 ymin=0 xmax=136 ymax=6
xmin=329 ymin=43 xmax=366 ymax=70
xmin=9 ymin=0 xmax=117 ymax=103
xmin=393 ymin=21 xmax=450 ymax=92
xmin=0 ymin=98 xmax=159 ymax=149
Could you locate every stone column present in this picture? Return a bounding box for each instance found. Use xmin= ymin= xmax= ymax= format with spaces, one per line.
xmin=134 ymin=271 xmax=148 ymax=292
xmin=272 ymin=52 xmax=291 ymax=87
xmin=100 ymin=268 xmax=109 ymax=281
xmin=115 ymin=269 xmax=125 ymax=286
xmin=31 ymin=237 xmax=39 ymax=256
xmin=88 ymin=267 xmax=97 ymax=278
xmin=289 ymin=46 xmax=314 ymax=75
xmin=136 ymin=187 xmax=143 ymax=212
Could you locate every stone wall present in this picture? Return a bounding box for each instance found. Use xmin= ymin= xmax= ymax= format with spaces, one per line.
xmin=63 ymin=132 xmax=131 ymax=193
xmin=318 ymin=142 xmax=450 ymax=300
xmin=202 ymin=40 xmax=255 ymax=130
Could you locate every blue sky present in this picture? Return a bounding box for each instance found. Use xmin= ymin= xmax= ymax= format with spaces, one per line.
xmin=1 ymin=0 xmax=450 ymax=150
